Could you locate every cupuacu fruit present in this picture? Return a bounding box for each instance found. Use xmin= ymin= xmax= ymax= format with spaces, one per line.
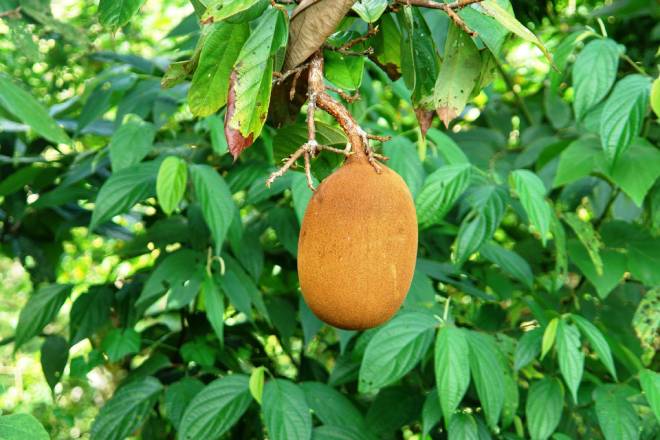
xmin=297 ymin=152 xmax=418 ymax=330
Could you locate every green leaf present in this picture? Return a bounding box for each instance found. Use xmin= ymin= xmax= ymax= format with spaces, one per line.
xmin=457 ymin=0 xmax=511 ymax=56
xmin=633 ymin=288 xmax=660 ymax=366
xmin=514 ymin=327 xmax=542 ymax=370
xmin=249 ymin=366 xmax=265 ymax=404
xmin=399 ymin=6 xmax=439 ymax=108
xmin=0 ymin=73 xmax=70 ymax=145
xmin=202 ymin=273 xmax=224 ymax=347
xmin=639 ymin=369 xmax=660 ymax=423
xmin=572 ymin=38 xmax=620 ymax=120
xmin=556 ymin=320 xmax=584 ymax=404
xmin=434 ymin=23 xmax=481 ymax=127
xmin=359 ymin=311 xmax=437 ymax=393
xmin=467 ymin=331 xmax=505 ymax=428
xmin=91 ymin=377 xmax=162 ymax=440
xmin=383 ymin=136 xmax=425 ymax=198
xmin=190 ymin=164 xmax=236 ymax=252
xmin=263 ymin=379 xmax=312 ymax=440
xmin=324 ymin=50 xmax=365 ymax=91
xmin=422 ymin=389 xmax=442 ymax=437
xmin=352 ymin=0 xmax=388 ymax=22
xmin=301 ymin=382 xmax=366 ymax=429
xmin=291 ymin=172 xmax=318 ymax=224
xmin=90 ymin=160 xmax=160 ymax=230
xmin=226 ymin=8 xmax=287 ymax=142
xmin=373 ymin=12 xmax=401 ymax=73
xmin=178 ymin=375 xmax=252 ymax=440
xmin=448 ymin=412 xmax=478 ymax=440
xmin=426 ymin=129 xmax=469 ymax=165
xmin=600 ymin=74 xmax=651 ymax=163
xmin=510 ymin=169 xmax=551 ymax=245
xmin=156 ymin=156 xmax=187 ymax=215
xmin=553 ymin=136 xmax=602 ymax=187
xmin=476 ymin=0 xmax=553 ymax=64
xmin=594 ymin=385 xmax=640 ymax=440
xmin=101 ymin=328 xmax=140 ymax=362
xmin=562 ymin=212 xmax=603 ymax=275
xmin=181 ymin=339 xmax=215 ymax=367
xmin=541 ymin=318 xmax=559 ymax=360
xmin=164 ymin=377 xmax=204 ymax=430
xmin=480 ymin=242 xmax=534 ymax=288
xmin=40 ymin=335 xmax=69 ymax=391
xmin=69 ymin=286 xmax=113 ymax=345
xmin=188 ymin=22 xmax=249 ymax=117
xmin=571 ymin=314 xmax=617 ymax=380
xmin=312 ymin=425 xmax=372 ymax=440
xmin=0 ymin=414 xmax=49 ymax=440
xmin=526 ymin=378 xmax=564 ymax=440
xmin=202 ymin=0 xmax=268 ymax=23
xmin=15 ymin=284 xmax=70 ymax=350
xmin=567 ymin=240 xmax=625 ymax=299
xmin=109 ymin=114 xmax=155 ymax=171
xmin=651 ymin=76 xmax=660 ymax=119
xmin=98 ymin=0 xmax=146 ymax=30
xmin=416 ymin=164 xmax=472 ymax=227
xmin=365 ymin=386 xmax=423 ymax=437
xmin=434 ymin=326 xmax=470 ymax=423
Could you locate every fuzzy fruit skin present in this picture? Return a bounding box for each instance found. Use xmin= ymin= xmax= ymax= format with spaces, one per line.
xmin=297 ymin=155 xmax=418 ymax=330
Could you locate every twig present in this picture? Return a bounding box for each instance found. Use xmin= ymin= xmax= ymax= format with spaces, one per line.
xmin=396 ymin=0 xmax=482 ymax=37
xmin=339 ymin=26 xmax=380 ymax=52
xmin=326 ymin=85 xmax=360 ymax=103
xmin=273 ymin=61 xmax=311 ymax=85
xmin=0 ymin=6 xmax=21 ymax=19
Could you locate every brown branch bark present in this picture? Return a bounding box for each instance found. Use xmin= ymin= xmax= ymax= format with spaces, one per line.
xmin=395 ymin=0 xmax=483 ymax=37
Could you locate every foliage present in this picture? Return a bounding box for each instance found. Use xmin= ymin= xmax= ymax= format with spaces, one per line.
xmin=0 ymin=0 xmax=659 ymax=439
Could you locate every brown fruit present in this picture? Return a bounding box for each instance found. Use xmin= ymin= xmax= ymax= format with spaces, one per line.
xmin=297 ymin=154 xmax=418 ymax=330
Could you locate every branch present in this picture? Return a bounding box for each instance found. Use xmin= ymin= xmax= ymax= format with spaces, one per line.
xmin=395 ymin=0 xmax=482 ymax=37
xmin=0 ymin=6 xmax=21 ymax=19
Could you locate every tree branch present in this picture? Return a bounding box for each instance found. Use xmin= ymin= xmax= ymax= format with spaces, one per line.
xmin=395 ymin=0 xmax=483 ymax=37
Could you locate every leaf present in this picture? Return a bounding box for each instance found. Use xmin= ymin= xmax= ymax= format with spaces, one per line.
xmin=365 ymin=386 xmax=423 ymax=437
xmin=448 ymin=412 xmax=478 ymax=440
xmin=358 ymin=311 xmax=437 ymax=393
xmin=291 ymin=172 xmax=319 ymax=224
xmin=15 ymin=284 xmax=70 ymax=350
xmin=562 ymin=212 xmax=603 ymax=275
xmin=570 ymin=314 xmax=617 ymax=380
xmin=263 ymin=379 xmax=312 ymax=440
xmin=476 ymin=0 xmax=553 ymax=64
xmin=0 ymin=73 xmax=70 ymax=145
xmin=426 ymin=129 xmax=469 ymax=165
xmin=181 ymin=339 xmax=215 ymax=367
xmin=301 ymin=382 xmax=366 ymax=429
xmin=514 ymin=328 xmax=542 ymax=371
xmin=457 ymin=0 xmax=511 ymax=56
xmin=383 ymin=136 xmax=425 ymax=198
xmin=164 ymin=377 xmax=204 ymax=430
xmin=553 ymin=136 xmax=602 ymax=187
xmin=422 ymin=390 xmax=442 ymax=437
xmin=188 ymin=22 xmax=249 ymax=117
xmin=178 ymin=375 xmax=252 ymax=440
xmin=249 ymin=367 xmax=265 ymax=404
xmin=225 ymin=8 xmax=288 ymax=157
xmin=572 ymin=38 xmax=620 ymax=120
xmin=352 ymin=0 xmax=387 ymax=22
xmin=399 ymin=5 xmax=439 ymax=108
xmin=556 ymin=320 xmax=584 ymax=404
xmin=156 ymin=156 xmax=188 ymax=215
xmin=600 ymin=74 xmax=651 ymax=163
xmin=101 ymin=328 xmax=141 ymax=362
xmin=190 ymin=164 xmax=236 ymax=252
xmin=632 ymin=288 xmax=660 ymax=366
xmin=324 ymin=50 xmax=365 ymax=90
xmin=416 ymin=164 xmax=472 ymax=227
xmin=312 ymin=425 xmax=372 ymax=440
xmin=467 ymin=331 xmax=505 ymax=428
xmin=526 ymin=378 xmax=564 ymax=440
xmin=541 ymin=318 xmax=559 ymax=360
xmin=202 ymin=273 xmax=224 ymax=347
xmin=480 ymin=242 xmax=534 ymax=288
xmin=90 ymin=160 xmax=160 ymax=230
xmin=137 ymin=249 xmax=205 ymax=308
xmin=98 ymin=0 xmax=146 ymax=30
xmin=510 ymin=169 xmax=551 ymax=245
xmin=651 ymin=76 xmax=660 ymax=119
xmin=40 ymin=335 xmax=69 ymax=391
xmin=567 ymin=240 xmax=625 ymax=299
xmin=594 ymin=385 xmax=640 ymax=440
xmin=434 ymin=326 xmax=470 ymax=423
xmin=69 ymin=286 xmax=113 ymax=345
xmin=108 ymin=114 xmax=155 ymax=171
xmin=202 ymin=0 xmax=268 ymax=23
xmin=91 ymin=377 xmax=162 ymax=440
xmin=639 ymin=369 xmax=660 ymax=423
xmin=0 ymin=414 xmax=49 ymax=440
xmin=434 ymin=23 xmax=481 ymax=127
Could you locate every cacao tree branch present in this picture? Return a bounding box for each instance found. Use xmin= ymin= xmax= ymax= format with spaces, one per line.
xmin=395 ymin=0 xmax=483 ymax=37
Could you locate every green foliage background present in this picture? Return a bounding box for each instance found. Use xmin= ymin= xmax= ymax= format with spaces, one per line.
xmin=0 ymin=0 xmax=659 ymax=439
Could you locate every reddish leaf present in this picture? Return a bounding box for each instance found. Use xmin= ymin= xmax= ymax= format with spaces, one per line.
xmin=415 ymin=108 xmax=434 ymax=138
xmin=224 ymin=70 xmax=254 ymax=160
xmin=436 ymin=107 xmax=458 ymax=129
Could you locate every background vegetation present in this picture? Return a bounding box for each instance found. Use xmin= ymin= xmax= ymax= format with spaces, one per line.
xmin=0 ymin=0 xmax=658 ymax=439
